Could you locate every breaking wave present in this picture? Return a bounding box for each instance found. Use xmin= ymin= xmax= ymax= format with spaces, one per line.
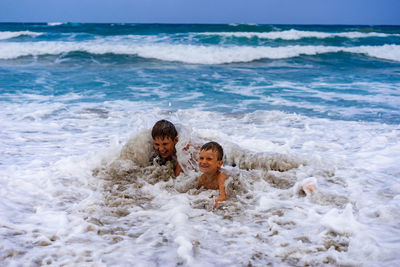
xmin=1 ymin=41 xmax=399 ymax=63
xmin=199 ymin=29 xmax=399 ymax=40
xmin=0 ymin=31 xmax=43 ymax=40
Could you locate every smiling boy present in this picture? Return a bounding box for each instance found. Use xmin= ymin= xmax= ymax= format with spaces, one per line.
xmin=196 ymin=141 xmax=227 ymax=209
xmin=151 ymin=120 xmax=183 ymax=177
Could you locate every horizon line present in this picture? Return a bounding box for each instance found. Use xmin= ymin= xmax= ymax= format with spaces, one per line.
xmin=1 ymin=21 xmax=400 ymax=26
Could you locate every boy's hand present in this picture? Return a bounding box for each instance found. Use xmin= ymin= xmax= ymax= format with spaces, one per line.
xmin=213 ymin=195 xmax=226 ymax=209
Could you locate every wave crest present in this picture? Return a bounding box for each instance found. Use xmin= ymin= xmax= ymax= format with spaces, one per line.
xmin=0 ymin=31 xmax=43 ymax=40
xmin=1 ymin=41 xmax=399 ymax=63
xmin=199 ymin=29 xmax=398 ymax=40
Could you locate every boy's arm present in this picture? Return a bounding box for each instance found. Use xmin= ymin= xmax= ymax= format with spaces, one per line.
xmin=214 ymin=172 xmax=227 ymax=209
xmin=175 ymin=163 xmax=183 ymax=177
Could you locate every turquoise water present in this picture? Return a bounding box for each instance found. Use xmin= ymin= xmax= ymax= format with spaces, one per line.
xmin=1 ymin=23 xmax=400 ymax=123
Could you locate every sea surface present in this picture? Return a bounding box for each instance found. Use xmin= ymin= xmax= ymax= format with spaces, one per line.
xmin=1 ymin=23 xmax=400 ymax=266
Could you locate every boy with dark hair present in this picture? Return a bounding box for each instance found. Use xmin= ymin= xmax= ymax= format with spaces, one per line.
xmin=196 ymin=141 xmax=227 ymax=209
xmin=151 ymin=120 xmax=183 ymax=176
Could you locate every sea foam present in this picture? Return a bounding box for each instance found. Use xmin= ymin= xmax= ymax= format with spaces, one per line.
xmin=199 ymin=29 xmax=398 ymax=40
xmin=1 ymin=105 xmax=399 ymax=266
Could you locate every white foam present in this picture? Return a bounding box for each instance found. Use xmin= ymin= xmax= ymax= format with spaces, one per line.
xmin=199 ymin=29 xmax=398 ymax=40
xmin=1 ymin=41 xmax=399 ymax=63
xmin=321 ymin=204 xmax=363 ymax=234
xmin=1 ymin=102 xmax=399 ymax=265
xmin=47 ymin=22 xmax=64 ymax=26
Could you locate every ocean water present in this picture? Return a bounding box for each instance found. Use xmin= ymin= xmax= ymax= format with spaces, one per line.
xmin=1 ymin=23 xmax=400 ymax=266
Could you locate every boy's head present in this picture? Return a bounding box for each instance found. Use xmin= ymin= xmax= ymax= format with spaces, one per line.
xmin=200 ymin=142 xmax=223 ymax=160
xmin=199 ymin=141 xmax=224 ymax=174
xmin=151 ymin=120 xmax=178 ymax=140
xmin=152 ymin=120 xmax=178 ymax=159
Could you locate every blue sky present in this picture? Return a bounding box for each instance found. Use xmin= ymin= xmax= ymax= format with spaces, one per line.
xmin=1 ymin=0 xmax=399 ymax=25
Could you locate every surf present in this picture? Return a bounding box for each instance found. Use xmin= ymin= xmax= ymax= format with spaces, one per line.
xmin=1 ymin=41 xmax=400 ymax=63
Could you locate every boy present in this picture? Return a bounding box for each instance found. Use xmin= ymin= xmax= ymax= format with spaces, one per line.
xmin=151 ymin=120 xmax=183 ymax=177
xmin=196 ymin=141 xmax=227 ymax=209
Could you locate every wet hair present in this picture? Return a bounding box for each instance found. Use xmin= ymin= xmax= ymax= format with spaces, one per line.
xmin=201 ymin=141 xmax=224 ymax=161
xmin=151 ymin=120 xmax=178 ymax=140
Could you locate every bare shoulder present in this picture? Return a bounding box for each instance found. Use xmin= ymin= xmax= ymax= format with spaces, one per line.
xmin=217 ymin=170 xmax=227 ymax=183
xmin=196 ymin=174 xmax=206 ymax=188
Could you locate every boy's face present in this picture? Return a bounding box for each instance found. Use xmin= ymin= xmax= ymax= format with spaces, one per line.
xmin=198 ymin=149 xmax=223 ymax=175
xmin=153 ymin=136 xmax=177 ymax=159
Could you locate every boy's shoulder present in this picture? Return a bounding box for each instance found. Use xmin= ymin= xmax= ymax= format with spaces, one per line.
xmin=196 ymin=173 xmax=206 ymax=188
xmin=218 ymin=169 xmax=228 ymax=184
xmin=217 ymin=169 xmax=227 ymax=182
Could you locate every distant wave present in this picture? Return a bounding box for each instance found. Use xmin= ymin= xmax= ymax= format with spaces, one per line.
xmin=0 ymin=41 xmax=399 ymax=63
xmin=229 ymin=23 xmax=259 ymax=27
xmin=0 ymin=31 xmax=43 ymax=40
xmin=199 ymin=29 xmax=399 ymax=40
xmin=47 ymin=22 xmax=64 ymax=26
